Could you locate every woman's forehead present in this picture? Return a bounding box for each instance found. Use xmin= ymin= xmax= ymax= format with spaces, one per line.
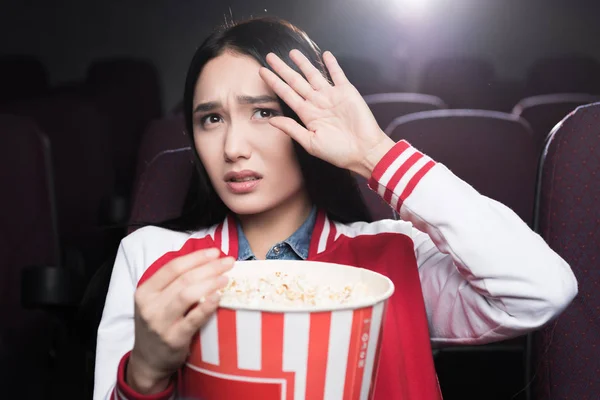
xmin=194 ymin=52 xmax=273 ymax=103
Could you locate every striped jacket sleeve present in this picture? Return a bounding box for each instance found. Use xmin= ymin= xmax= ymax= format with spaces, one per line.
xmin=368 ymin=140 xmax=578 ymax=346
xmin=111 ymin=352 xmax=176 ymax=400
xmin=94 ymin=241 xmax=177 ymax=400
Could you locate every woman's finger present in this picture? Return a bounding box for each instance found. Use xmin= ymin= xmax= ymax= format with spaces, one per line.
xmin=259 ymin=67 xmax=305 ymax=111
xmin=162 ymin=257 xmax=234 ymax=300
xmin=269 ymin=116 xmax=313 ymax=153
xmin=265 ymin=53 xmax=316 ymax=100
xmin=161 ymin=271 xmax=230 ymax=325
xmin=138 ymin=248 xmax=222 ymax=294
xmin=289 ymin=49 xmax=331 ymax=91
xmin=158 ymin=258 xmax=234 ymax=320
xmin=171 ymin=291 xmax=222 ymax=341
xmin=322 ymin=51 xmax=349 ymax=86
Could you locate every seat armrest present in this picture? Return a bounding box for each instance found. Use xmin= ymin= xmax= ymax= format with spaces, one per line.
xmin=103 ymin=194 xmax=129 ymax=225
xmin=21 ymin=265 xmax=83 ymax=309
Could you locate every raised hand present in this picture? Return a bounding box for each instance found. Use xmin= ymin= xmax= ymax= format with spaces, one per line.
xmin=127 ymin=249 xmax=234 ymax=394
xmin=259 ymin=50 xmax=394 ymax=178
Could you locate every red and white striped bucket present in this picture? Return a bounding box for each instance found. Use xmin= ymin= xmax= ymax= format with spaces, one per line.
xmin=182 ymin=260 xmax=394 ymax=400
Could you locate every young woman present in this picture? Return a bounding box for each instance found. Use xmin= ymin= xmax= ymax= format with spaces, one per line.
xmin=94 ymin=17 xmax=577 ymax=400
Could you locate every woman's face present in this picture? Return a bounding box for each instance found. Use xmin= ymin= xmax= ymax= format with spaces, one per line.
xmin=192 ymin=51 xmax=308 ymax=217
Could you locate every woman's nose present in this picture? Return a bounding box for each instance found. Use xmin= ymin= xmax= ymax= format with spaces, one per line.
xmin=223 ymin=122 xmax=252 ymax=162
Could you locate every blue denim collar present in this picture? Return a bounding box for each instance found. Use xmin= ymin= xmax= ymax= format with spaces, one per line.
xmin=236 ymin=206 xmax=317 ymax=261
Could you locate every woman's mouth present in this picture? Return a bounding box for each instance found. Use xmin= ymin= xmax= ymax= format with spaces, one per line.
xmin=224 ymin=170 xmax=263 ymax=194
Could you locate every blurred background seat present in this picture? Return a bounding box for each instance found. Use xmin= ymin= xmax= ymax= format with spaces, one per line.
xmin=0 ymin=114 xmax=60 ymax=399
xmin=363 ymin=92 xmax=447 ymax=131
xmin=129 ymin=146 xmax=195 ymax=233
xmin=513 ymin=93 xmax=600 ymax=151
xmin=531 ymin=102 xmax=600 ymax=400
xmin=386 ymin=109 xmax=538 ymax=226
xmin=1 ymin=92 xmax=116 ymax=280
xmin=131 ymin=115 xmax=188 ymax=191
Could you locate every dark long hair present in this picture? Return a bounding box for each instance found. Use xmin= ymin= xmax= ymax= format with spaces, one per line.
xmin=161 ymin=17 xmax=371 ymax=231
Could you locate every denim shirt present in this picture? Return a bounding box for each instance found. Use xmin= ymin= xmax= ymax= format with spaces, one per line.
xmin=236 ymin=207 xmax=317 ymax=261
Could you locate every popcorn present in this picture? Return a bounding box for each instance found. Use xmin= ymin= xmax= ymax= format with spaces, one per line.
xmin=218 ymin=271 xmax=372 ymax=308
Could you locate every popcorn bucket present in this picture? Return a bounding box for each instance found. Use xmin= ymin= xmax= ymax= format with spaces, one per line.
xmin=182 ymin=260 xmax=394 ymax=400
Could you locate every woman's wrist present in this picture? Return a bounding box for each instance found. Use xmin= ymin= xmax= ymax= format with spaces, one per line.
xmin=356 ymin=133 xmax=395 ymax=179
xmin=126 ymin=353 xmax=172 ymax=395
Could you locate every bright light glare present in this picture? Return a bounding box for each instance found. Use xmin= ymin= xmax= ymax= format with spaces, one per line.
xmin=395 ymin=0 xmax=434 ymax=17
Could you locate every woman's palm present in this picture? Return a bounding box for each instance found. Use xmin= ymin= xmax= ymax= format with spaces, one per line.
xmin=259 ymin=50 xmax=385 ymax=173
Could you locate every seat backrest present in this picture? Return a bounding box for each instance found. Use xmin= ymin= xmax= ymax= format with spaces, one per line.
xmin=532 ymin=102 xmax=600 ymax=400
xmin=132 ymin=115 xmax=188 ymax=190
xmin=363 ymin=93 xmax=447 ymax=132
xmin=86 ymin=57 xmax=163 ymax=193
xmin=2 ymin=93 xmax=115 ymax=255
xmin=0 ymin=114 xmax=59 ymax=397
xmin=128 ymin=147 xmax=195 ymax=234
xmin=513 ymin=93 xmax=600 ymax=149
xmin=526 ymin=55 xmax=600 ymax=96
xmin=0 ymin=114 xmax=59 ymax=304
xmin=386 ymin=110 xmax=537 ymax=226
xmin=419 ymin=57 xmax=497 ymax=109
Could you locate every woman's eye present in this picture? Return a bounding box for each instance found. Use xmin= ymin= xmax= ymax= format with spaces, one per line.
xmin=201 ymin=114 xmax=223 ymax=126
xmin=253 ymin=109 xmax=278 ymax=119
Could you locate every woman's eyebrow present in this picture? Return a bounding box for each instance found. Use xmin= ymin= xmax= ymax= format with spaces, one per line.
xmin=237 ymin=95 xmax=278 ymax=104
xmin=193 ymin=95 xmax=278 ymax=113
xmin=193 ymin=101 xmax=221 ymax=113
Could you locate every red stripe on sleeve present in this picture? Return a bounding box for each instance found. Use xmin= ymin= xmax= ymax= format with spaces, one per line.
xmin=368 ymin=140 xmax=410 ymax=191
xmin=382 ymin=151 xmax=423 ymax=204
xmin=397 ymin=160 xmax=436 ymax=208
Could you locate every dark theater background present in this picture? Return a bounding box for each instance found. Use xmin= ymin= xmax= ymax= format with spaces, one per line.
xmin=1 ymin=0 xmax=598 ymax=399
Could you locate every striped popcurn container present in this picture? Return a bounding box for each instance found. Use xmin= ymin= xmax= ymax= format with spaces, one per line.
xmin=181 ymin=260 xmax=394 ymax=400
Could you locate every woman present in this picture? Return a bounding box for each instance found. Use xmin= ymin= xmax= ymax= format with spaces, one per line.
xmin=94 ymin=17 xmax=577 ymax=400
